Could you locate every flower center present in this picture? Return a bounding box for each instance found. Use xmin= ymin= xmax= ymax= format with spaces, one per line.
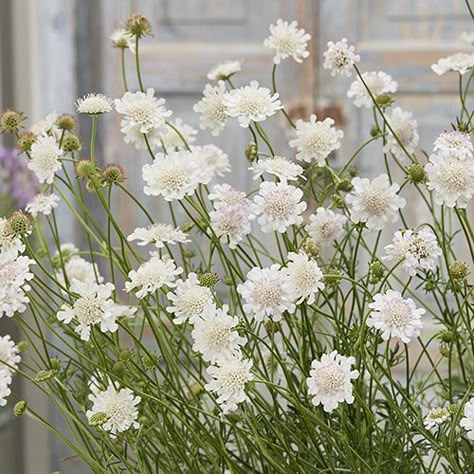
xmin=208 ymin=324 xmax=232 ymax=349
xmin=441 ymin=161 xmax=468 ymax=192
xmin=264 ymin=191 xmax=293 ymax=219
xmin=128 ymin=100 xmax=156 ymax=124
xmin=223 ymin=368 xmax=246 ymax=390
xmin=362 ymin=192 xmax=388 ymax=216
xmin=384 ymin=300 xmax=411 ymax=328
xmin=239 ymin=95 xmax=267 ymax=117
xmin=317 ymin=364 xmax=345 ymax=394
xmin=254 ymin=282 xmax=282 ymax=307
xmin=183 ymin=289 xmax=209 ymax=315
xmin=159 ymin=167 xmax=189 ymax=193
xmin=74 ymin=296 xmax=105 ymax=325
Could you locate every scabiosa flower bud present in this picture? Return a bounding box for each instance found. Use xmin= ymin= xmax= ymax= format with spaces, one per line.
xmin=198 ymin=272 xmax=219 ymax=288
xmin=223 ymin=276 xmax=234 ymax=286
xmin=449 ymin=403 xmax=460 ymax=415
xmin=264 ymin=320 xmax=279 ymax=335
xmin=304 ymin=239 xmax=320 ymax=259
xmin=450 ymin=261 xmax=469 ymax=282
xmin=245 ymin=142 xmax=258 ymax=162
xmin=14 ymin=401 xmax=27 ymax=417
xmin=439 ymin=343 xmax=450 ymax=358
xmin=142 ymin=353 xmax=160 ymax=369
xmin=0 ymin=109 xmax=25 ymax=133
xmin=56 ymin=114 xmax=76 ymax=131
xmin=125 ymin=13 xmax=151 ymax=38
xmin=75 ymin=159 xmax=98 ymax=180
xmin=89 ymin=412 xmax=110 ymax=427
xmin=50 ymin=358 xmax=61 ymax=370
xmin=17 ymin=131 xmax=36 ymax=153
xmin=406 ymin=163 xmax=426 ymax=184
xmin=183 ymin=248 xmax=195 ymax=259
xmin=119 ymin=348 xmax=133 ymax=362
xmin=112 ymin=361 xmax=125 ymax=377
xmin=324 ymin=269 xmax=342 ymax=286
xmin=8 ymin=211 xmax=32 ymax=237
xmin=336 ymin=178 xmax=353 ymax=192
xmin=375 ymin=94 xmax=395 ymax=109
xmin=348 ymin=166 xmax=358 ymax=177
xmin=331 ymin=194 xmax=345 ymax=209
xmin=17 ymin=341 xmax=30 ymax=352
xmin=369 ymin=260 xmax=385 ymax=284
xmin=61 ymin=134 xmax=82 ymax=153
xmin=181 ymin=222 xmax=194 ymax=233
xmin=187 ymin=382 xmax=204 ymax=400
xmin=35 ymin=369 xmax=56 ymax=382
xmin=101 ymin=164 xmax=126 ymax=185
xmin=370 ymin=125 xmax=381 ymax=137
xmin=440 ymin=330 xmax=455 ymax=343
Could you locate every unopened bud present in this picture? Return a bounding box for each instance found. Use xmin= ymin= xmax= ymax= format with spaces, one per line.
xmin=75 ymin=159 xmax=97 ymax=180
xmin=406 ymin=163 xmax=426 ymax=184
xmin=245 ymin=142 xmax=258 ymax=162
xmin=336 ymin=178 xmax=352 ymax=192
xmin=56 ymin=114 xmax=76 ymax=132
xmin=324 ymin=269 xmax=342 ymax=286
xmin=142 ymin=353 xmax=160 ymax=369
xmin=198 ymin=272 xmax=219 ymax=288
xmin=304 ymin=239 xmax=320 ymax=259
xmin=35 ymin=369 xmax=56 ymax=382
xmin=17 ymin=341 xmax=30 ymax=353
xmin=112 ymin=361 xmax=125 ymax=377
xmin=369 ymin=260 xmax=385 ymax=284
xmin=14 ymin=401 xmax=27 ymax=417
xmin=375 ymin=94 xmax=395 ymax=109
xmin=89 ymin=412 xmax=110 ymax=427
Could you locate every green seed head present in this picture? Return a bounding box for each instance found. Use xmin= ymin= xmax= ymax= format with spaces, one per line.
xmin=125 ymin=13 xmax=151 ymax=38
xmin=101 ymin=164 xmax=126 ymax=185
xmin=406 ymin=163 xmax=426 ymax=184
xmin=56 ymin=114 xmax=76 ymax=131
xmin=62 ymin=134 xmax=82 ymax=153
xmin=198 ymin=272 xmax=219 ymax=288
xmin=0 ymin=109 xmax=25 ymax=133
xmin=8 ymin=211 xmax=32 ymax=237
xmin=450 ymin=261 xmax=469 ymax=282
xmin=17 ymin=131 xmax=36 ymax=153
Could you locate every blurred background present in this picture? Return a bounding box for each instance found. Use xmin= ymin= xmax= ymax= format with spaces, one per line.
xmin=0 ymin=0 xmax=472 ymax=472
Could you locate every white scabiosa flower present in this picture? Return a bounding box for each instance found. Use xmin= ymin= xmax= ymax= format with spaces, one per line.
xmin=425 ymin=153 xmax=474 ymax=208
xmin=367 ymin=290 xmax=425 ymax=343
xmin=25 ymin=193 xmax=60 ymax=217
xmin=237 ymin=265 xmax=295 ymax=322
xmin=223 ymin=81 xmax=282 ymax=127
xmin=0 ymin=217 xmax=25 ymax=259
xmin=127 ymin=223 xmax=189 ymax=249
xmin=250 ymin=156 xmax=303 ymax=182
xmin=253 ymin=181 xmax=307 ymax=233
xmin=210 ymin=205 xmax=253 ymax=249
xmin=125 ymin=254 xmax=182 ymax=299
xmin=347 ymin=71 xmax=397 ymax=108
xmin=167 ymin=273 xmax=213 ymax=324
xmin=115 ymin=88 xmax=172 ymax=134
xmin=87 ymin=381 xmax=140 ymax=435
xmin=383 ymin=107 xmax=419 ymax=161
xmin=122 ymin=124 xmax=163 ymax=151
xmin=207 ymin=60 xmax=241 ymax=81
xmin=323 ymin=38 xmax=360 ymax=77
xmin=192 ymin=303 xmax=246 ymax=363
xmin=431 ymin=52 xmax=474 ymax=75
xmin=28 ymin=134 xmax=62 ymax=184
xmin=0 ymin=335 xmax=20 ymax=373
xmin=58 ymin=281 xmax=135 ymax=341
xmin=306 ymin=208 xmax=347 ymax=248
xmin=191 ymin=144 xmax=231 ymax=182
xmin=142 ymin=151 xmax=200 ymax=201
xmin=193 ymin=81 xmax=228 ymax=136
xmin=55 ymin=256 xmax=103 ymax=288
xmin=0 ymin=255 xmax=34 ymax=318
xmin=110 ymin=28 xmax=135 ymax=50
xmin=159 ymin=118 xmax=197 ymax=151
xmin=433 ymin=131 xmax=473 ymax=160
xmin=346 ymin=174 xmax=406 ymax=231
xmin=30 ymin=112 xmax=60 ymax=138
xmin=75 ymin=93 xmax=113 ymax=115
xmin=383 ymin=228 xmax=441 ymax=276
xmin=307 ymin=350 xmax=359 ymax=413
xmin=0 ymin=369 xmax=12 ymax=407
xmin=461 ymin=398 xmax=474 ymax=439
xmin=289 ymin=115 xmax=343 ymax=165
xmin=284 ymin=252 xmax=324 ymax=304
xmin=208 ymin=184 xmax=251 ymax=210
xmin=205 ymin=358 xmax=254 ymax=414
xmin=424 ymin=407 xmax=450 ymax=430
xmin=263 ymin=19 xmax=310 ymax=64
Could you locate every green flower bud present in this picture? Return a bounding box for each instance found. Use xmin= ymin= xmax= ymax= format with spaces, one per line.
xmin=101 ymin=164 xmax=126 ymax=185
xmin=245 ymin=142 xmax=258 ymax=162
xmin=324 ymin=269 xmax=342 ymax=286
xmin=198 ymin=272 xmax=219 ymax=288
xmin=180 ymin=222 xmax=194 ymax=233
xmin=0 ymin=109 xmax=25 ymax=133
xmin=406 ymin=163 xmax=426 ymax=184
xmin=112 ymin=361 xmax=125 ymax=377
xmin=223 ymin=276 xmax=234 ymax=286
xmin=448 ymin=403 xmax=460 ymax=416
xmin=119 ymin=348 xmax=133 ymax=362
xmin=142 ymin=353 xmax=160 ymax=369
xmin=17 ymin=132 xmax=36 ymax=153
xmin=264 ymin=320 xmax=278 ymax=335
xmin=183 ymin=248 xmax=195 ymax=259
xmin=336 ymin=178 xmax=352 ymax=192
xmin=61 ymin=134 xmax=82 ymax=153
xmin=125 ymin=13 xmax=151 ymax=38
xmin=440 ymin=330 xmax=455 ymax=343
xmin=35 ymin=369 xmax=56 ymax=382
xmin=348 ymin=166 xmax=358 ymax=177
xmin=50 ymin=358 xmax=61 ymax=370
xmin=370 ymin=125 xmax=381 ymax=137
xmin=375 ymin=94 xmax=395 ymax=109
xmin=8 ymin=211 xmax=32 ymax=237
xmin=14 ymin=401 xmax=27 ymax=417
xmin=304 ymin=239 xmax=320 ymax=259
xmin=17 ymin=341 xmax=30 ymax=353
xmin=331 ymin=194 xmax=345 ymax=209
xmin=138 ymin=416 xmax=148 ymax=425
xmin=187 ymin=382 xmax=204 ymax=399
xmin=450 ymin=261 xmax=469 ymax=282
xmin=369 ymin=260 xmax=385 ymax=284
xmin=439 ymin=343 xmax=450 ymax=358
xmin=56 ymin=114 xmax=76 ymax=132
xmin=88 ymin=412 xmax=110 ymax=427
